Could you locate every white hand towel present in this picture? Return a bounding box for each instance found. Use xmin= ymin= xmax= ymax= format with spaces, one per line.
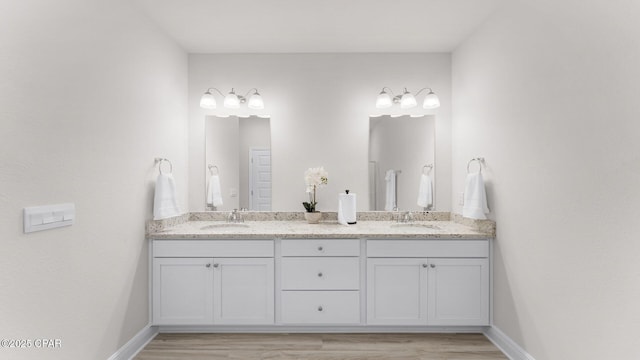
xmin=384 ymin=170 xmax=396 ymax=211
xmin=462 ymin=172 xmax=490 ymax=220
xmin=207 ymin=175 xmax=223 ymax=207
xmin=417 ymin=174 xmax=433 ymax=209
xmin=153 ymin=173 xmax=181 ymax=220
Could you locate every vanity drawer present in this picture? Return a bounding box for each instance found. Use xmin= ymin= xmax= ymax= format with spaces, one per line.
xmin=281 ymin=291 xmax=360 ymax=324
xmin=153 ymin=240 xmax=274 ymax=257
xmin=367 ymin=240 xmax=489 ymax=258
xmin=281 ymin=257 xmax=360 ymax=290
xmin=281 ymin=239 xmax=360 ymax=257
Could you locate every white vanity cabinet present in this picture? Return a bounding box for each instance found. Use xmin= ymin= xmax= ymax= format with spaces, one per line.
xmin=152 ymin=240 xmax=274 ymax=326
xmin=150 ymin=235 xmax=491 ymax=330
xmin=366 ymin=239 xmax=490 ymax=326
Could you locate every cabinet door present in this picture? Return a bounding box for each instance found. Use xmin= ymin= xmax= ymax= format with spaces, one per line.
xmin=427 ymin=258 xmax=489 ymax=326
xmin=213 ymin=258 xmax=274 ymax=325
xmin=367 ymin=258 xmax=427 ymax=325
xmin=153 ymin=258 xmax=214 ymax=325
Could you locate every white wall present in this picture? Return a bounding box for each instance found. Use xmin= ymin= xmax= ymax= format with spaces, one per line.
xmin=0 ymin=1 xmax=188 ymax=359
xmin=452 ymin=1 xmax=640 ymax=359
xmin=189 ymin=53 xmax=452 ymax=212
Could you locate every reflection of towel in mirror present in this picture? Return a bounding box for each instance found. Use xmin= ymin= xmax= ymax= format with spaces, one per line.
xmin=153 ymin=173 xmax=181 ymax=220
xmin=417 ymin=174 xmax=433 ymax=209
xmin=207 ymin=175 xmax=223 ymax=207
xmin=384 ymin=170 xmax=396 ymax=211
xmin=462 ymin=172 xmax=489 ymax=219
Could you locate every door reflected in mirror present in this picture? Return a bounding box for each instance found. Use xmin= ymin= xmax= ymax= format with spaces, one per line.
xmin=205 ymin=115 xmax=271 ymax=211
xmin=368 ymin=115 xmax=435 ymax=211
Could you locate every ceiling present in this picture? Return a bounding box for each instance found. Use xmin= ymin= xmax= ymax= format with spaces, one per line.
xmin=135 ymin=0 xmax=504 ymax=53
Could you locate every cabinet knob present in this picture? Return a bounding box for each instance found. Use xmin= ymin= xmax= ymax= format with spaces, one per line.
xmin=213 ymin=263 xmax=219 ymax=268
xmin=422 ymin=263 xmax=428 ymax=268
xmin=206 ymin=263 xmax=211 ymax=268
xmin=317 ymin=246 xmax=324 ymax=251
xmin=317 ymin=272 xmax=323 ymax=277
xmin=430 ymin=264 xmax=436 ymax=268
xmin=317 ymin=306 xmax=323 ymax=312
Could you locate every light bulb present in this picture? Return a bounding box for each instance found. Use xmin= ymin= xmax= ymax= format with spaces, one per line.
xmin=248 ymin=92 xmax=264 ymax=109
xmin=199 ymin=91 xmax=216 ymax=109
xmin=423 ymin=90 xmax=440 ymax=109
xmin=376 ymin=90 xmax=392 ymax=109
xmin=400 ymin=89 xmax=417 ymax=109
xmin=224 ymin=89 xmax=240 ymax=109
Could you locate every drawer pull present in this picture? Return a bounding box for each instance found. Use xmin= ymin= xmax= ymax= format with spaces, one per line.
xmin=317 ymin=306 xmax=323 ymax=312
xmin=317 ymin=246 xmax=324 ymax=251
xmin=213 ymin=263 xmax=219 ymax=268
xmin=430 ymin=264 xmax=436 ymax=268
xmin=206 ymin=263 xmax=211 ymax=268
xmin=317 ymin=272 xmax=323 ymax=277
xmin=422 ymin=263 xmax=428 ymax=268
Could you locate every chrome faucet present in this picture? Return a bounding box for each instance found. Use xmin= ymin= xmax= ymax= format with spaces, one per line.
xmin=227 ymin=209 xmax=244 ymax=223
xmin=396 ymin=210 xmax=414 ymax=223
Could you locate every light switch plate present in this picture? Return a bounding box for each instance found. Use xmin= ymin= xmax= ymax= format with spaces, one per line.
xmin=24 ymin=203 xmax=75 ymax=233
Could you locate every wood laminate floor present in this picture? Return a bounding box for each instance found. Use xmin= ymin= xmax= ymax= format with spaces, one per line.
xmin=134 ymin=333 xmax=508 ymax=360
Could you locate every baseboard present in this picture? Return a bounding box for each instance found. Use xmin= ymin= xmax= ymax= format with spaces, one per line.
xmin=107 ymin=324 xmax=158 ymax=360
xmin=484 ymin=326 xmax=536 ymax=360
xmin=156 ymin=325 xmax=486 ymax=333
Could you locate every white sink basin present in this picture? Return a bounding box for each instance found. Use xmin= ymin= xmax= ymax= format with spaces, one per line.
xmin=390 ymin=223 xmax=441 ymax=230
xmin=201 ymin=223 xmax=250 ymax=230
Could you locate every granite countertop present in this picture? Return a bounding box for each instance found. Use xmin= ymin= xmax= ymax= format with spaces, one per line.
xmin=148 ymin=220 xmax=493 ymax=240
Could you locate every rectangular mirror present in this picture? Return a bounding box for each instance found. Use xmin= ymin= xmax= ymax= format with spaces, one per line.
xmin=368 ymin=115 xmax=435 ymax=211
xmin=205 ymin=115 xmax=271 ymax=211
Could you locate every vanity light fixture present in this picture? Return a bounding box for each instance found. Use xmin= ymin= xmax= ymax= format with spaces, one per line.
xmin=200 ymin=88 xmax=264 ymax=110
xmin=375 ymin=87 xmax=440 ymax=110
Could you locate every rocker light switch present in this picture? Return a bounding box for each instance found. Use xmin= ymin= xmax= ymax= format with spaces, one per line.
xmin=24 ymin=203 xmax=75 ymax=233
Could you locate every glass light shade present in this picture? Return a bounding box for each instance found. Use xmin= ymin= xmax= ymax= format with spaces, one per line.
xmin=400 ymin=92 xmax=417 ymax=109
xmin=223 ymin=91 xmax=240 ymax=109
xmin=376 ymin=92 xmax=393 ymax=109
xmin=247 ymin=93 xmax=264 ymax=109
xmin=423 ymin=91 xmax=440 ymax=109
xmin=199 ymin=91 xmax=216 ymax=109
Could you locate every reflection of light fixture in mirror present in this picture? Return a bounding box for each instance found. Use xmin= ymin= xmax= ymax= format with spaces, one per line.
xmin=375 ymin=87 xmax=440 ymax=110
xmin=200 ymin=88 xmax=264 ymax=110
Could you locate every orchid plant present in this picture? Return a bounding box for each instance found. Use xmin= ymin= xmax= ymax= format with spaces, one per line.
xmin=302 ymin=166 xmax=328 ymax=212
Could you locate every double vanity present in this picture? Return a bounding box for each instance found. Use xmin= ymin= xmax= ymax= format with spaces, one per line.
xmin=147 ymin=212 xmax=494 ymax=332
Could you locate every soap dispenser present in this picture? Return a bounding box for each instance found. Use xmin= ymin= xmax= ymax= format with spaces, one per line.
xmin=338 ymin=190 xmax=357 ymax=225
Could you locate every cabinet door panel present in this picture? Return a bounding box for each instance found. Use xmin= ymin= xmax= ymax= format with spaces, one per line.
xmin=153 ymin=258 xmax=214 ymax=325
xmin=366 ymin=258 xmax=427 ymax=325
xmin=213 ymin=258 xmax=274 ymax=325
xmin=427 ymin=258 xmax=489 ymax=326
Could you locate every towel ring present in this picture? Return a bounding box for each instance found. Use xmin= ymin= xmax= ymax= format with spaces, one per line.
xmin=155 ymin=158 xmax=173 ymax=174
xmin=422 ymin=164 xmax=433 ymax=174
xmin=208 ymin=164 xmax=219 ymax=175
xmin=467 ymin=157 xmax=484 ymax=174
